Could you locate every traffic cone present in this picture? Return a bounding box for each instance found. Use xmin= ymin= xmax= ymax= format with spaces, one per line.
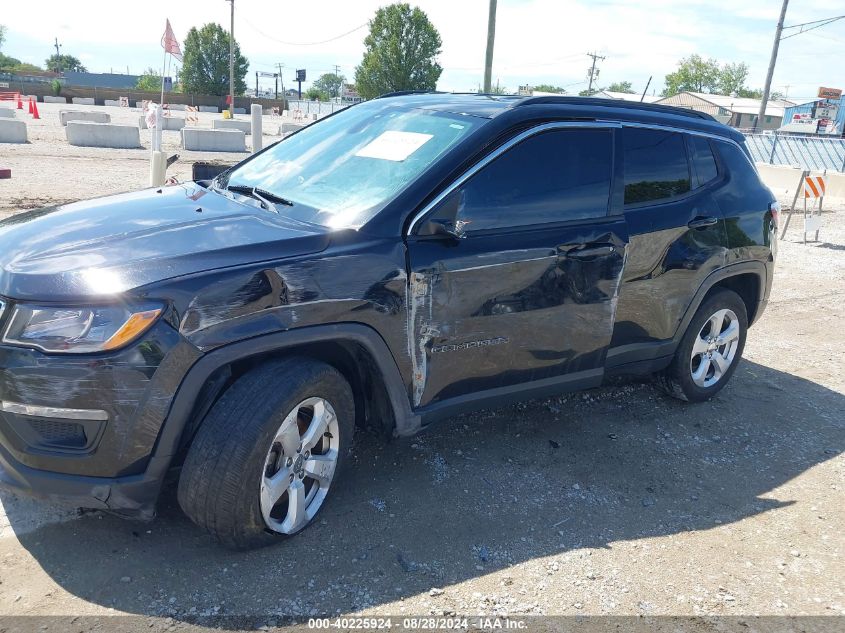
xmin=28 ymin=97 xmax=33 ymax=114
xmin=17 ymin=94 xmax=23 ymax=110
xmin=31 ymin=99 xmax=40 ymax=120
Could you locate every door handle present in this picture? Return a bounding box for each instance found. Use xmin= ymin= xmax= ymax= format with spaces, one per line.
xmin=565 ymin=244 xmax=616 ymax=260
xmin=687 ymin=216 xmax=719 ymax=229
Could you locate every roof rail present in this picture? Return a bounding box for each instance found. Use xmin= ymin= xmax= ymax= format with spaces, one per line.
xmin=516 ymin=96 xmax=717 ymax=122
xmin=375 ymin=90 xmax=444 ymax=99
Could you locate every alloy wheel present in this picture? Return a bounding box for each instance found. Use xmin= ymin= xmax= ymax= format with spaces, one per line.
xmin=689 ymin=308 xmax=741 ymax=388
xmin=259 ymin=397 xmax=339 ymax=534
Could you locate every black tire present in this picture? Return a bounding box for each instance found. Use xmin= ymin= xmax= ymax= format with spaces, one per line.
xmin=657 ymin=289 xmax=748 ymax=403
xmin=177 ymin=357 xmax=354 ymax=549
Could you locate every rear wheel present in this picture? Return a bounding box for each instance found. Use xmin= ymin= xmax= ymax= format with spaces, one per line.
xmin=177 ymin=358 xmax=354 ymax=549
xmin=657 ymin=289 xmax=747 ymax=402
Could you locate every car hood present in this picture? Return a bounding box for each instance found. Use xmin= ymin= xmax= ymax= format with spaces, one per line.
xmin=0 ymin=183 xmax=331 ymax=301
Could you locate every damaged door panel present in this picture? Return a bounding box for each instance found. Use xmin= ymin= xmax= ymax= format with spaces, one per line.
xmin=405 ymin=125 xmax=628 ymax=408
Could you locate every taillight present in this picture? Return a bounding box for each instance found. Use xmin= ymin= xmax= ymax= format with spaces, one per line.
xmin=769 ymin=201 xmax=780 ymax=228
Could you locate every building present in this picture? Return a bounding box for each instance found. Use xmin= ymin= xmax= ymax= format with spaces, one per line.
xmin=780 ymin=90 xmax=844 ymax=136
xmin=655 ymin=91 xmax=795 ymax=130
xmin=61 ymin=71 xmax=141 ymax=89
xmin=595 ymin=90 xmax=661 ymax=104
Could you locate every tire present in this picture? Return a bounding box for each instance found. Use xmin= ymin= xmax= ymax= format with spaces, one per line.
xmin=657 ymin=288 xmax=748 ymax=403
xmin=177 ymin=357 xmax=355 ymax=549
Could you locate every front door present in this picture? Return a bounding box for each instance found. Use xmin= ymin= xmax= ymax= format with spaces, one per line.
xmin=405 ymin=124 xmax=628 ymax=409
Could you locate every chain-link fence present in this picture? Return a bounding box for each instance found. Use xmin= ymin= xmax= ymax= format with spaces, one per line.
xmin=745 ymin=133 xmax=845 ymax=172
xmin=284 ymin=100 xmax=350 ymax=117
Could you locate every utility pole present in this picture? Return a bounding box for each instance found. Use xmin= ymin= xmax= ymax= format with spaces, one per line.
xmin=754 ymin=0 xmax=788 ymax=132
xmin=483 ymin=0 xmax=497 ymax=93
xmin=278 ymin=63 xmax=285 ymax=105
xmin=333 ymin=64 xmax=342 ymax=99
xmin=226 ymin=0 xmax=235 ymax=117
xmin=586 ymin=52 xmax=605 ymax=95
xmin=53 ymin=37 xmax=62 ymax=73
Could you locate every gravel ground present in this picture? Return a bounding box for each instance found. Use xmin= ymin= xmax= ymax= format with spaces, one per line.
xmin=0 ymin=116 xmax=843 ymax=631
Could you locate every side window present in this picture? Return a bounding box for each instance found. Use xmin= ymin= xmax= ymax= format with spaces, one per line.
xmin=454 ymin=128 xmax=613 ymax=232
xmin=622 ymin=127 xmax=691 ymax=206
xmin=690 ymin=135 xmax=719 ymax=187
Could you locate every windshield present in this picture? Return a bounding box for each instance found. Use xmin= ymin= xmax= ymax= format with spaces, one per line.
xmin=218 ymin=100 xmax=479 ymax=229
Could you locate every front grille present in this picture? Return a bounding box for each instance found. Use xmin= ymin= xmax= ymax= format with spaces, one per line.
xmin=27 ymin=418 xmax=87 ymax=448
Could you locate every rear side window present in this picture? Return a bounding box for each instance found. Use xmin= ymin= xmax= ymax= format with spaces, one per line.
xmin=622 ymin=128 xmax=691 ymax=205
xmin=690 ymin=135 xmax=719 ymax=186
xmin=455 ymin=128 xmax=613 ymax=232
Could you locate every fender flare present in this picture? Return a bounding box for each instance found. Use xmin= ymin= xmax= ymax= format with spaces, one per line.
xmin=149 ymin=323 xmax=418 ymax=474
xmin=672 ymin=260 xmax=768 ymax=346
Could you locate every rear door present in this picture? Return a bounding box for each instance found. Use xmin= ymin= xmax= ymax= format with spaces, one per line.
xmin=405 ymin=123 xmax=628 ymax=409
xmin=609 ymin=127 xmax=729 ymax=357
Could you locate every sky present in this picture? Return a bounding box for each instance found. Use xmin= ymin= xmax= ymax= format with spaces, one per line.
xmin=2 ymin=0 xmax=845 ymax=102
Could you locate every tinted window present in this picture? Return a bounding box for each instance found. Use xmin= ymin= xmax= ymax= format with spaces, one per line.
xmin=691 ymin=135 xmax=718 ymax=186
xmin=622 ymin=128 xmax=691 ymax=205
xmin=455 ymin=128 xmax=612 ymax=231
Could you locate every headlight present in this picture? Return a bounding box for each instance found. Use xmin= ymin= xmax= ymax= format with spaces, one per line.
xmin=2 ymin=303 xmax=163 ymax=353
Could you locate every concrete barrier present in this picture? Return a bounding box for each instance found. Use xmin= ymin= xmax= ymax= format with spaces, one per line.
xmin=280 ymin=122 xmax=306 ymax=134
xmin=0 ymin=109 xmax=15 ymax=119
xmin=104 ymin=99 xmax=123 ymax=107
xmin=43 ymin=96 xmax=67 ymax=104
xmin=139 ymin=115 xmax=186 ymax=131
xmin=165 ymin=103 xmax=187 ymax=111
xmin=72 ymin=97 xmax=95 ymax=105
xmin=0 ymin=119 xmax=27 ymax=143
xmin=66 ymin=121 xmax=141 ymax=148
xmin=234 ymin=107 xmax=246 ymax=114
xmin=756 ymin=164 xmax=805 ymax=198
xmin=60 ymin=110 xmax=111 ymax=126
xmin=824 ymin=172 xmax=845 ymax=199
xmin=212 ymin=119 xmax=252 ymax=134
xmin=756 ymin=162 xmax=845 ymax=202
xmin=199 ymin=106 xmax=219 ymax=113
xmin=181 ymin=127 xmax=246 ymax=152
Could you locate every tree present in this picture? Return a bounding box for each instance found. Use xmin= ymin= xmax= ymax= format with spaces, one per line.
xmin=179 ymin=23 xmax=248 ymax=96
xmin=663 ymin=54 xmax=720 ymax=96
xmin=136 ymin=67 xmax=163 ymax=92
xmin=605 ymin=81 xmax=635 ymax=94
xmin=0 ymin=25 xmax=6 ymax=50
xmin=313 ymin=72 xmax=345 ymax=99
xmin=718 ymin=62 xmax=750 ymax=96
xmin=532 ymin=84 xmax=566 ymax=94
xmin=305 ymin=87 xmax=329 ymax=101
xmin=354 ymin=3 xmax=443 ymax=99
xmin=45 ymin=53 xmax=87 ymax=72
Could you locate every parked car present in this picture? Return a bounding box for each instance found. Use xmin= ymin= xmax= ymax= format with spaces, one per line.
xmin=0 ymin=94 xmax=777 ymax=548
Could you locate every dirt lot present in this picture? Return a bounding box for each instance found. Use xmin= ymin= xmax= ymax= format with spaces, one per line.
xmin=0 ymin=111 xmax=843 ymax=630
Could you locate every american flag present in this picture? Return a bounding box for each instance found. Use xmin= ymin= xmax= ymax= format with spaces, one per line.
xmin=161 ymin=19 xmax=183 ymax=61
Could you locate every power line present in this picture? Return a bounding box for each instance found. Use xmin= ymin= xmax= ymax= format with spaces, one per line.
xmin=781 ymin=15 xmax=845 ymax=39
xmin=241 ymin=16 xmax=367 ymax=46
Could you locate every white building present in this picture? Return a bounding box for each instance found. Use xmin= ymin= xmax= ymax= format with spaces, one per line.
xmin=655 ymin=91 xmax=795 ymax=130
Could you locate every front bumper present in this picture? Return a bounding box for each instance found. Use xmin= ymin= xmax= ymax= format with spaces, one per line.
xmin=0 ymin=440 xmax=167 ymax=519
xmin=0 ymin=319 xmax=201 ymax=515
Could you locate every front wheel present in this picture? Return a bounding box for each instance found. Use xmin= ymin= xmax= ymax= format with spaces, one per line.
xmin=177 ymin=358 xmax=354 ymax=549
xmin=657 ymin=289 xmax=748 ymax=402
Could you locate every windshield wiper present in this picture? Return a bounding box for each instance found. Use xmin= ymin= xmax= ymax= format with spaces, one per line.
xmin=225 ymin=184 xmax=294 ymax=212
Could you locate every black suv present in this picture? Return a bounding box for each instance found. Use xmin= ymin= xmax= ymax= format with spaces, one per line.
xmin=0 ymin=94 xmax=776 ymax=548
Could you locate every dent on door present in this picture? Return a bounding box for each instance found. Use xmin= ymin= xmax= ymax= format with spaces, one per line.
xmin=407 ymin=225 xmax=628 ymax=408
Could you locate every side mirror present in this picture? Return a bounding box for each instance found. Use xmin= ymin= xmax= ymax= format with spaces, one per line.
xmin=416 ymin=190 xmax=467 ymax=241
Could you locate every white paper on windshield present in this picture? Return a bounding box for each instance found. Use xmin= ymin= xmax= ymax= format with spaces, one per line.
xmin=355 ymin=131 xmax=433 ymax=162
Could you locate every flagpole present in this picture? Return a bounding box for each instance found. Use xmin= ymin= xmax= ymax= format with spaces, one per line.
xmin=160 ymin=48 xmax=167 ymax=106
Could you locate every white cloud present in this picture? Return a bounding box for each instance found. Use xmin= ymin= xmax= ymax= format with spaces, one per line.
xmin=3 ymin=0 xmax=844 ymax=99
